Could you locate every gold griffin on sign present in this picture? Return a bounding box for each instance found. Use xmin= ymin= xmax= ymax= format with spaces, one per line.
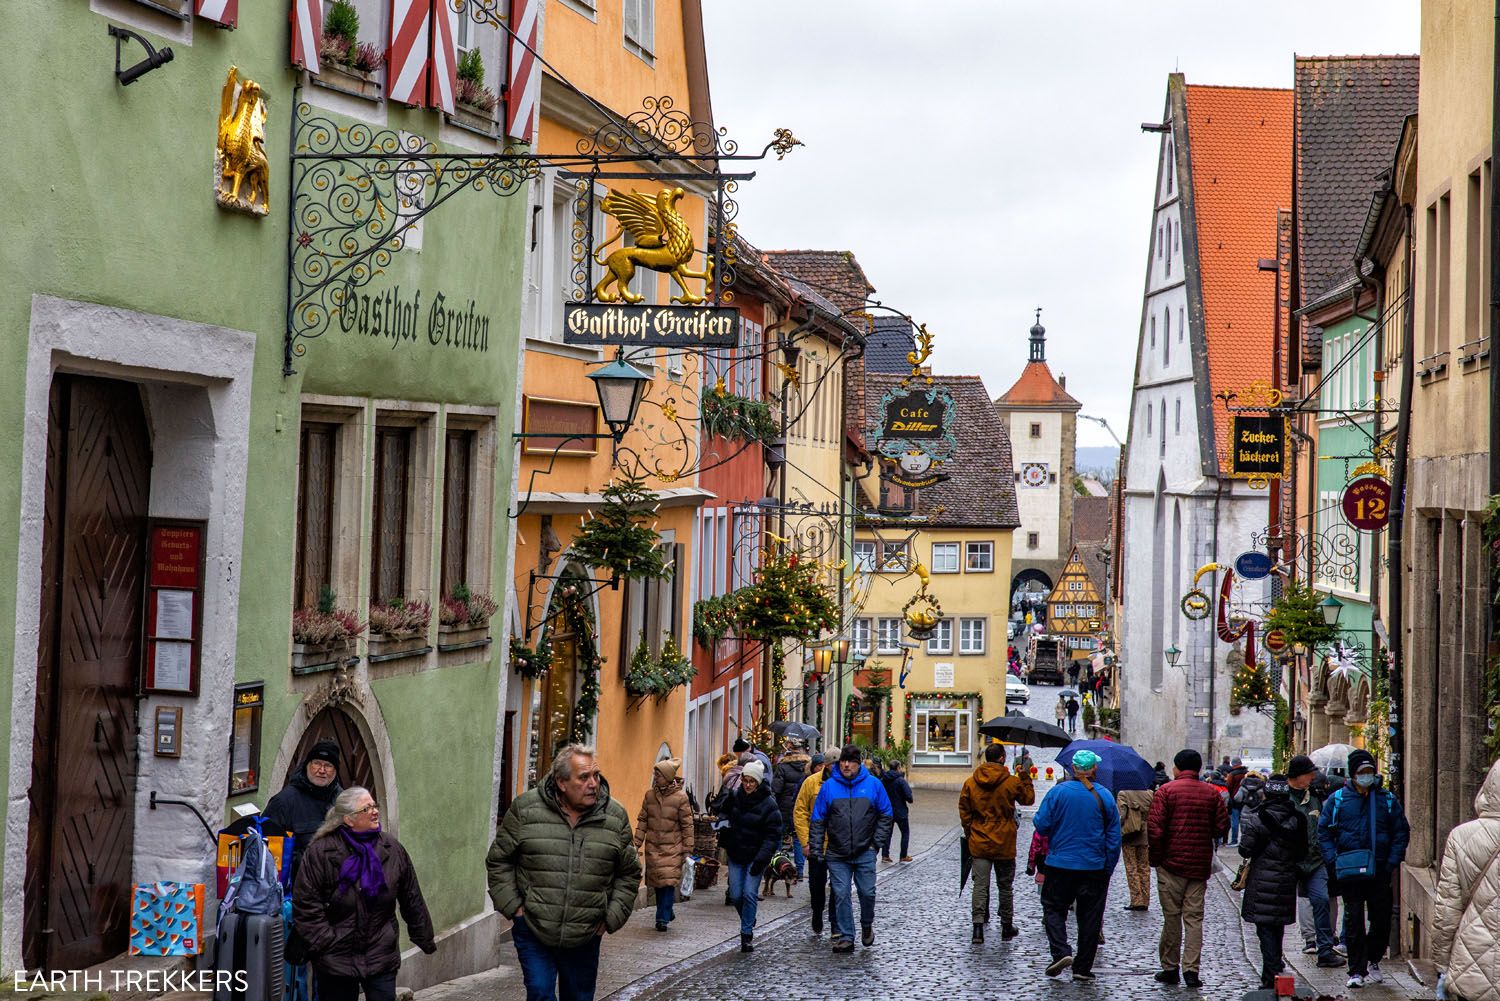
xmin=592 ymin=187 xmax=712 ymax=305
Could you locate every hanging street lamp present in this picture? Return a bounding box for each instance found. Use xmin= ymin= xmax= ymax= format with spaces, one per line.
xmin=1165 ymin=644 xmax=1182 ymax=669
xmin=1318 ymin=594 xmax=1344 ymax=628
xmin=586 ymin=348 xmax=652 ymax=441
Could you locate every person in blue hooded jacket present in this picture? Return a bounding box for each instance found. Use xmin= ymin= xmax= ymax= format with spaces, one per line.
xmin=1032 ymin=750 xmax=1121 ymax=982
xmin=1317 ymin=748 xmax=1409 ymax=990
xmin=809 ymin=745 xmax=893 ymax=955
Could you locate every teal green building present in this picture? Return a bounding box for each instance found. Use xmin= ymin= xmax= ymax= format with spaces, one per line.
xmin=2 ymin=2 xmax=526 ymax=981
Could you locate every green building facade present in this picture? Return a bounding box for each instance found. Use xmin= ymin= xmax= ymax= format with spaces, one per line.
xmin=1311 ymin=312 xmax=1381 ymax=743
xmin=2 ymin=1 xmax=527 ymax=981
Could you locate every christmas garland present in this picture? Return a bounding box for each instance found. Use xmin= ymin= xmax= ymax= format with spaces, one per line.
xmin=548 ymin=581 xmax=603 ymax=743
xmin=692 ymin=592 xmax=742 ymax=648
xmin=624 ymin=633 xmax=696 ymax=700
xmin=701 ymin=390 xmax=779 ymax=445
xmin=1263 ymin=583 xmax=1342 ymax=650
xmin=509 ymin=633 xmax=554 ymax=679
xmin=735 ymin=550 xmax=840 ymax=641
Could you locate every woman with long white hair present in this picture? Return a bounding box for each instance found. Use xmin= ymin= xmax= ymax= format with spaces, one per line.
xmin=292 ymin=786 xmax=436 ymax=1001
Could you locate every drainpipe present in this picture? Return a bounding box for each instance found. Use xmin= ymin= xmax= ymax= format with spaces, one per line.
xmin=1354 ymin=238 xmax=1386 ymax=768
xmin=1390 ymin=204 xmax=1416 ymax=804
xmin=1208 ymin=477 xmax=1223 ymax=762
xmin=1491 ymin=0 xmax=1500 ymax=502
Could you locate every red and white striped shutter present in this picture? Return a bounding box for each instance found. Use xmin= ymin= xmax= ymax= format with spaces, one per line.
xmin=506 ymin=0 xmax=540 ymax=141
xmin=195 ymin=0 xmax=238 ymax=28
xmin=388 ymin=0 xmax=432 ymax=107
xmin=289 ymin=0 xmax=322 ymax=73
xmin=428 ymin=0 xmax=458 ymax=113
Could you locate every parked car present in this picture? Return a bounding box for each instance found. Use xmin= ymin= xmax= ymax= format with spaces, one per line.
xmin=1005 ymin=677 xmax=1030 ymax=705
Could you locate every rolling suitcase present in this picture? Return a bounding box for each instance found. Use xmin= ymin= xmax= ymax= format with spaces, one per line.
xmin=214 ymin=909 xmax=285 ymax=1001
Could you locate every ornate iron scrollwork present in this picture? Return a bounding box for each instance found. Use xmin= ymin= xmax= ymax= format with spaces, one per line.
xmin=285 ymin=102 xmax=540 ymax=373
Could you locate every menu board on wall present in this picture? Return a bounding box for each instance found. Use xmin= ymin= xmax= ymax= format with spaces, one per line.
xmin=142 ymin=521 xmax=206 ymax=695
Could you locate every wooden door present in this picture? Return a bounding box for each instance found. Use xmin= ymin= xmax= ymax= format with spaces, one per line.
xmin=287 ymin=708 xmax=377 ymax=800
xmin=536 ymin=634 xmax=578 ymax=780
xmin=25 ymin=376 xmax=151 ymax=970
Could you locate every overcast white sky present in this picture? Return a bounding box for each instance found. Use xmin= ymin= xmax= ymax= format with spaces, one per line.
xmin=701 ymin=1 xmax=1420 ymax=448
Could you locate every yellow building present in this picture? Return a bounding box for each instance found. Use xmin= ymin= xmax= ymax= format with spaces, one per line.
xmin=502 ymin=0 xmax=717 ymax=820
xmin=850 ymin=375 xmax=1019 ymax=788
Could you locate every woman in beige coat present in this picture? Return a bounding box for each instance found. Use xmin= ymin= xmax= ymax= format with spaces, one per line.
xmin=1433 ymin=758 xmax=1500 ymax=1001
xmin=635 ymin=758 xmax=695 ymax=932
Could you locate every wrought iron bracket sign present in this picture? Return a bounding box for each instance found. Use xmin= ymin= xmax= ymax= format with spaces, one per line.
xmin=284 ymin=85 xmax=799 ymax=374
xmin=1342 ymin=474 xmax=1391 ymax=531
xmin=873 ymin=383 xmax=957 ymax=464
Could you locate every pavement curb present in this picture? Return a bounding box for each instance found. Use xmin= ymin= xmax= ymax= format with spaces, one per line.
xmin=604 ymin=824 xmax=964 ymax=1000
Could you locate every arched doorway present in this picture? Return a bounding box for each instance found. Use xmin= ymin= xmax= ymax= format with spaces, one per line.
xmin=524 ymin=563 xmax=598 ymax=788
xmin=287 ymin=707 xmax=378 ymax=801
xmin=1009 ymin=568 xmax=1054 ymax=617
xmin=25 ymin=375 xmax=152 ymax=970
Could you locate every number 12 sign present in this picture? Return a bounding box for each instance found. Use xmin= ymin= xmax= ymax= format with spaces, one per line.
xmin=1341 ymin=476 xmax=1392 ymax=532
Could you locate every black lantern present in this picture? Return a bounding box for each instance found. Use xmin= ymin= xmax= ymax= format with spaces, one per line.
xmin=1318 ymin=594 xmax=1344 ymax=627
xmin=586 ymin=350 xmax=651 ymax=441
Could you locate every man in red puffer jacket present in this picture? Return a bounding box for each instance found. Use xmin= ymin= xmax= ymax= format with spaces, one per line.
xmin=1148 ymin=748 xmax=1229 ymax=990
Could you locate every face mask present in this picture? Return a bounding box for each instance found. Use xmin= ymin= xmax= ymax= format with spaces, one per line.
xmin=1356 ymin=773 xmax=1377 ymax=789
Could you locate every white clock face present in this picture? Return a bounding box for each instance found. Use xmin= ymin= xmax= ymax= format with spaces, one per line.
xmin=1022 ymin=462 xmax=1048 ymax=487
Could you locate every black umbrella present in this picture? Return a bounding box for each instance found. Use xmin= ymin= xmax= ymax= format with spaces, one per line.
xmin=978 ymin=715 xmax=1072 ymax=748
xmin=769 ymin=720 xmax=820 ymax=744
xmin=959 ymin=835 xmax=972 ymax=893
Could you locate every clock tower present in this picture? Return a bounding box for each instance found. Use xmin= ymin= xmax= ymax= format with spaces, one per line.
xmin=993 ymin=310 xmax=1081 ymax=607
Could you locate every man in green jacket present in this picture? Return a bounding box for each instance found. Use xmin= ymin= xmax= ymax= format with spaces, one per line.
xmin=487 ymin=744 xmax=641 ymax=1001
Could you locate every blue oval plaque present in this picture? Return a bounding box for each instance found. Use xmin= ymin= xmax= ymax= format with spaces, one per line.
xmin=1234 ymin=551 xmax=1273 ymax=581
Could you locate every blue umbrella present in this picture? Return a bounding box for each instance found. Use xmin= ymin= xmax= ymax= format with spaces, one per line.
xmin=1055 ymin=739 xmax=1155 ymax=793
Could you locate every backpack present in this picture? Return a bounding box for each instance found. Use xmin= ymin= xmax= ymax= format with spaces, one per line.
xmin=222 ymin=828 xmax=283 ymax=916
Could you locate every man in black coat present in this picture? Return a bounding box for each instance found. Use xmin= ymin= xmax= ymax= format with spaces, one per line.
xmin=1238 ymin=775 xmax=1306 ymax=989
xmin=264 ymin=739 xmax=343 ymax=879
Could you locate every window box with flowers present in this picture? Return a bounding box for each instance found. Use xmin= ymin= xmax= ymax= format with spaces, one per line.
xmin=291 ymin=590 xmax=366 ymax=674
xmin=367 ymin=598 xmax=432 ymax=662
xmin=449 ymin=49 xmax=501 ymax=136
xmin=438 ymin=583 xmax=499 ymax=651
xmin=313 ymin=0 xmax=386 ymax=101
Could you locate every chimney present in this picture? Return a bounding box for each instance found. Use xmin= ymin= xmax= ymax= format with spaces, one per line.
xmin=1059 ymin=374 xmax=1067 ymax=390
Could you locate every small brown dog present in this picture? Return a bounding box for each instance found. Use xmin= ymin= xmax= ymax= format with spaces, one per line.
xmin=759 ymin=849 xmax=800 ymax=899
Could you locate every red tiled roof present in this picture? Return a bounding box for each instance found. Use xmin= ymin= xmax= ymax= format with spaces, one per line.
xmin=1185 ymin=84 xmax=1293 ymax=474
xmin=995 ymin=361 xmax=1079 ymax=408
xmin=761 ymin=250 xmax=875 ymax=314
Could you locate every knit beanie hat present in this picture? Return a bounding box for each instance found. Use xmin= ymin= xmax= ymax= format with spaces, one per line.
xmin=306 ymin=739 xmax=341 ymax=768
xmin=1265 ymin=773 xmax=1291 ymax=797
xmin=654 ymin=758 xmax=679 ymax=782
xmin=741 ymin=760 xmax=766 ymax=784
xmin=1287 ymin=754 xmax=1318 ymax=780
xmin=838 ymin=744 xmax=863 ymax=764
xmin=733 ymin=737 xmax=750 ymax=753
xmin=1348 ymin=749 xmax=1377 ymax=774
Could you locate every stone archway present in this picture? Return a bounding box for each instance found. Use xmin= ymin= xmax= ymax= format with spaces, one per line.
xmin=1010 ymin=568 xmax=1054 ymax=616
xmin=286 ymin=707 xmax=379 ymax=799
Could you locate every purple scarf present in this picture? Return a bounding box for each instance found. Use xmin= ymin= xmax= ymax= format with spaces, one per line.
xmin=337 ymin=826 xmax=387 ymax=899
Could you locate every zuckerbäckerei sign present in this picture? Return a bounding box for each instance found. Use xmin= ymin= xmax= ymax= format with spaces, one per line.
xmin=1229 ymin=414 xmax=1287 ymax=479
xmin=563 ymin=303 xmax=740 ymax=347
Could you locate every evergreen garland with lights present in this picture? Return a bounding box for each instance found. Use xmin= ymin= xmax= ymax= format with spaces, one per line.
xmin=509 ymin=633 xmax=554 ymax=679
xmin=735 ymin=550 xmax=840 ymax=641
xmin=1263 ymin=583 xmax=1342 ymax=650
xmin=552 ymin=582 xmax=603 ymax=742
xmin=570 ymin=473 xmax=669 ymax=581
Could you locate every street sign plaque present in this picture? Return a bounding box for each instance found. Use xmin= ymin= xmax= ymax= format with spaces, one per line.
xmin=1234 ymin=551 xmax=1273 ymax=581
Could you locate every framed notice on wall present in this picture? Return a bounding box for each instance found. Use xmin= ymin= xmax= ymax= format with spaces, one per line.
xmin=142 ymin=520 xmax=207 ymax=695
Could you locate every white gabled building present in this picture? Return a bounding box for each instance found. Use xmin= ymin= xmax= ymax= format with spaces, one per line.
xmin=1119 ymin=75 xmax=1289 ymax=766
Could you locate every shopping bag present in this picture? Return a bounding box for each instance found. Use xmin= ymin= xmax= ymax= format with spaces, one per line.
xmin=218 ymin=827 xmax=292 ymax=897
xmin=129 ymin=881 xmax=206 ymax=956
xmin=678 ymin=856 xmax=696 ymax=901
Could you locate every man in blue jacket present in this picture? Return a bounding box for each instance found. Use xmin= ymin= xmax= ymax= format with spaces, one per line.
xmin=809 ymin=745 xmax=893 ymax=954
xmin=1317 ymin=749 xmax=1409 ymax=990
xmin=1032 ymin=750 xmax=1122 ymax=981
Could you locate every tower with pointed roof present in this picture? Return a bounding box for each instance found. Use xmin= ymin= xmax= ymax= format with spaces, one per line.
xmin=993 ymin=310 xmax=1081 ymax=601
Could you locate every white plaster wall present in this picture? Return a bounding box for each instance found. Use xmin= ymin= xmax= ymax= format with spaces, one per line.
xmin=1008 ymin=411 xmax=1062 ymax=562
xmin=6 ymin=295 xmax=256 ymax=970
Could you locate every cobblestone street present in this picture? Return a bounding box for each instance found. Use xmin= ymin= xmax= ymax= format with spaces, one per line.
xmin=616 ymin=810 xmax=1262 ymax=1001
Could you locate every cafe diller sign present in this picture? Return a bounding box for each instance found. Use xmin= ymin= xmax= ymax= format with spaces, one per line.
xmin=1229 ymin=414 xmax=1288 ymax=480
xmin=873 ymin=383 xmax=958 ymax=472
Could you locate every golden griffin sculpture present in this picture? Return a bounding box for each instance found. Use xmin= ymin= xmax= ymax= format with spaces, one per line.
xmin=216 ymin=66 xmax=270 ymax=217
xmin=592 ymin=187 xmax=712 ymax=304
